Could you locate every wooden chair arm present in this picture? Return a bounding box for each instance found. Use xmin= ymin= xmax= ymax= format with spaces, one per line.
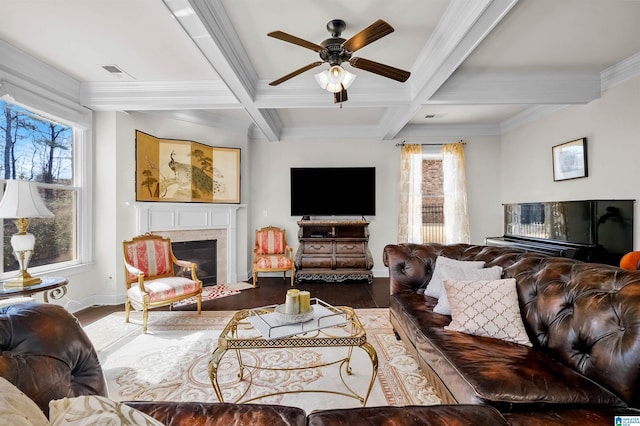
xmin=173 ymin=257 xmax=201 ymax=284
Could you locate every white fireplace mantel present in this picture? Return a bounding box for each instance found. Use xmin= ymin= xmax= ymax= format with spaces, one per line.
xmin=133 ymin=202 xmax=246 ymax=283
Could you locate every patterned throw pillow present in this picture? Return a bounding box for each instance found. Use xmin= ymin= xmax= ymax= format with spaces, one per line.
xmin=433 ymin=264 xmax=503 ymax=315
xmin=0 ymin=376 xmax=48 ymax=426
xmin=422 ymin=256 xmax=485 ymax=298
xmin=443 ymin=278 xmax=532 ymax=347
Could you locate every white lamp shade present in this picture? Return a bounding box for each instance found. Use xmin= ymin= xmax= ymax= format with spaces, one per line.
xmin=0 ymin=179 xmax=54 ymax=219
xmin=314 ymin=66 xmax=356 ymax=93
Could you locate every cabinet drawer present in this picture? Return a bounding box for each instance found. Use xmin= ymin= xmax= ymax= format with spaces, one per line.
xmin=336 ymin=256 xmax=367 ymax=268
xmin=336 ymin=242 xmax=365 ymax=254
xmin=301 ymin=256 xmax=332 ymax=268
xmin=302 ymin=243 xmax=332 ymax=254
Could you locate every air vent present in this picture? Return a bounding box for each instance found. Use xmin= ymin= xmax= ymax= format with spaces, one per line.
xmin=424 ymin=113 xmax=448 ymax=119
xmin=101 ymin=65 xmax=124 ymax=74
xmin=99 ymin=64 xmax=135 ymax=81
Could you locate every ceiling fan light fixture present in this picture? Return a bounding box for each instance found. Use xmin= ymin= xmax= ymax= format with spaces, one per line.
xmin=314 ymin=66 xmax=356 ymax=93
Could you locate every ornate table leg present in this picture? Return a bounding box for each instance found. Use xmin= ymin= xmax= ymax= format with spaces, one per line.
xmin=360 ymin=342 xmax=378 ymax=406
xmin=43 ymin=284 xmax=67 ymax=303
xmin=208 ymin=346 xmax=227 ymax=402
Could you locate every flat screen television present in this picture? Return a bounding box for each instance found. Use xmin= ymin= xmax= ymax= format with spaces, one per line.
xmin=290 ymin=167 xmax=376 ymax=217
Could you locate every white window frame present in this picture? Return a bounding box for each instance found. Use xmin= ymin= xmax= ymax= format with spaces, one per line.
xmin=0 ymin=40 xmax=93 ymax=278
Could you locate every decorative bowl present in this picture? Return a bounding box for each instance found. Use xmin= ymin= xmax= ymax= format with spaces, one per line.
xmin=274 ymin=304 xmax=314 ymax=325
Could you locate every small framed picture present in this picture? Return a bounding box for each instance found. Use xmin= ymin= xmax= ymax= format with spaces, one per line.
xmin=552 ymin=138 xmax=587 ymax=181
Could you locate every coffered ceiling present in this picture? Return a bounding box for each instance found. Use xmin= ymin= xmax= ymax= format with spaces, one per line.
xmin=1 ymin=0 xmax=640 ymax=141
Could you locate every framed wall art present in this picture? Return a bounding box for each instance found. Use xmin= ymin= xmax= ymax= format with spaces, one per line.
xmin=135 ymin=130 xmax=240 ymax=203
xmin=552 ymin=138 xmax=587 ymax=182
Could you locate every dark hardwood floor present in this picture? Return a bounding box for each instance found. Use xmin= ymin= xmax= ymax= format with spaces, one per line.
xmin=75 ymin=276 xmax=391 ymax=326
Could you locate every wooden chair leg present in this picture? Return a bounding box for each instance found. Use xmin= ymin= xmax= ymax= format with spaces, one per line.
xmin=142 ymin=306 xmax=149 ymax=334
xmin=125 ymin=299 xmax=131 ymax=323
xmin=290 ymin=270 xmax=295 ymax=286
xmin=253 ymin=271 xmax=257 ymax=288
xmin=196 ymin=293 xmax=202 ymax=314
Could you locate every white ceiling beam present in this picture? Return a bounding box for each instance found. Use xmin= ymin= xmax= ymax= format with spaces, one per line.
xmin=140 ymin=110 xmax=252 ymax=134
xmin=380 ymin=0 xmax=521 ymax=140
xmin=429 ymin=72 xmax=601 ymax=104
xmin=162 ymin=0 xmax=283 ymax=141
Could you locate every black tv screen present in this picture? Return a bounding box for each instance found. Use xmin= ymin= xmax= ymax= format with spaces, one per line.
xmin=290 ymin=167 xmax=376 ymax=217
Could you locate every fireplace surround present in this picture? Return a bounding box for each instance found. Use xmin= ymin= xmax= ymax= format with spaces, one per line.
xmin=133 ymin=203 xmax=244 ymax=284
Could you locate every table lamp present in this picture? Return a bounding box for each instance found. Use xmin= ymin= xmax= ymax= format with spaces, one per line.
xmin=0 ymin=178 xmax=54 ymax=286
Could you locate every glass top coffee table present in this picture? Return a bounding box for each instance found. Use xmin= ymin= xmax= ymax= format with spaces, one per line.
xmin=208 ymin=299 xmax=378 ymax=405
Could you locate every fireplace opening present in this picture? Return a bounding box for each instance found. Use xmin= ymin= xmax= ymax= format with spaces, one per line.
xmin=171 ymin=240 xmax=217 ymax=286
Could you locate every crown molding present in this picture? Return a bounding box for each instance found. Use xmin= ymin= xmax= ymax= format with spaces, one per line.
xmin=601 ymin=50 xmax=640 ymax=92
xmin=79 ymin=80 xmax=237 ymax=110
xmin=499 ymin=104 xmax=568 ymax=135
xmin=0 ymin=41 xmax=91 ymax=127
xmin=0 ymin=40 xmax=81 ymax=103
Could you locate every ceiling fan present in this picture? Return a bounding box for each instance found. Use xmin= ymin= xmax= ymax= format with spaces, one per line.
xmin=267 ymin=19 xmax=411 ymax=103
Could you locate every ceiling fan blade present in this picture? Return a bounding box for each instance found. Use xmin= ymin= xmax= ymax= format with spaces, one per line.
xmin=267 ymin=31 xmax=324 ymax=52
xmin=269 ymin=61 xmax=324 ymax=86
xmin=350 ymin=57 xmax=410 ymax=82
xmin=342 ymin=19 xmax=394 ymax=53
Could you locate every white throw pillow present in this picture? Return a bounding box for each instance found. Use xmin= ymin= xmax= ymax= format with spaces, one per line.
xmin=0 ymin=376 xmax=48 ymax=426
xmin=444 ymin=278 xmax=532 ymax=347
xmin=433 ymin=265 xmax=503 ymax=315
xmin=49 ymin=395 xmax=165 ymax=426
xmin=423 ymin=256 xmax=485 ymax=299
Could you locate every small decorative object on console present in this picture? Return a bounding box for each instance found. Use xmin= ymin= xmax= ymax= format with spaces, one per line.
xmin=277 ymin=289 xmax=313 ymax=324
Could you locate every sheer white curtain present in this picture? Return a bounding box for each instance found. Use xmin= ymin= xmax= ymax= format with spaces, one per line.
xmin=442 ymin=142 xmax=470 ymax=244
xmin=398 ymin=144 xmax=423 ymax=243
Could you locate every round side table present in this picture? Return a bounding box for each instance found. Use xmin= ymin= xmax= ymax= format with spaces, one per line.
xmin=0 ymin=277 xmax=68 ymax=303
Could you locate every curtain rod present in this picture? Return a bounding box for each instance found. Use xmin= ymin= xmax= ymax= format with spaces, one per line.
xmin=395 ymin=140 xmax=465 ymax=147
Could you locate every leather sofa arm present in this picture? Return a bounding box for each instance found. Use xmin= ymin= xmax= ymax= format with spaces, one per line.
xmin=0 ymin=302 xmax=108 ymax=416
xmin=383 ymin=243 xmax=439 ymax=294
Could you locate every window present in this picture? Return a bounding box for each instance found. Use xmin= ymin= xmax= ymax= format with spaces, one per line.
xmin=0 ymin=100 xmax=81 ymax=276
xmin=422 ymin=150 xmax=445 ymax=243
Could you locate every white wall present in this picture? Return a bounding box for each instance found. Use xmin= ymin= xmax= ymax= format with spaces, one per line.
xmin=501 ymin=75 xmax=640 ymax=248
xmin=85 ymin=111 xmax=251 ymax=308
xmin=249 ymin=135 xmax=503 ymax=277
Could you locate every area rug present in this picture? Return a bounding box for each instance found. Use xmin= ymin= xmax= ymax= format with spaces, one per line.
xmin=83 ymin=309 xmax=440 ymax=413
xmin=172 ymin=282 xmax=253 ymax=308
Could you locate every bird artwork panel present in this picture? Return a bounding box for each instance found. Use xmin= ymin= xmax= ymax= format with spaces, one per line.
xmin=135 ymin=130 xmax=240 ymax=203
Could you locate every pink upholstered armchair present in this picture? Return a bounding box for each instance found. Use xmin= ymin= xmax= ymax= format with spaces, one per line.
xmin=122 ymin=233 xmax=202 ymax=332
xmin=253 ymin=226 xmax=295 ymax=287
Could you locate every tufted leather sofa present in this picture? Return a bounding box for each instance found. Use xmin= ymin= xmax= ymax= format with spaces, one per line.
xmin=6 ymin=295 xmax=640 ymax=425
xmin=0 ymin=302 xmax=306 ymax=425
xmin=383 ymin=243 xmax=640 ymax=423
xmin=0 ymin=302 xmax=108 ymax=416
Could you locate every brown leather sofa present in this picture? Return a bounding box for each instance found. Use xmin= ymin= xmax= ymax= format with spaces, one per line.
xmin=383 ymin=242 xmax=640 ymax=424
xmin=4 ymin=294 xmax=640 ymax=425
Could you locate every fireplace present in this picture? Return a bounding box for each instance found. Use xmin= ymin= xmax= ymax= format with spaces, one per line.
xmin=134 ymin=203 xmax=243 ymax=284
xmin=172 ymin=239 xmax=217 ymax=286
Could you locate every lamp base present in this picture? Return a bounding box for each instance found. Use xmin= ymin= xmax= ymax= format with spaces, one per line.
xmin=3 ymin=275 xmax=42 ymax=287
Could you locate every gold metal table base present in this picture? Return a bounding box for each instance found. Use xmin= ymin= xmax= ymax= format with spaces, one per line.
xmin=208 ymin=306 xmax=378 ymax=406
